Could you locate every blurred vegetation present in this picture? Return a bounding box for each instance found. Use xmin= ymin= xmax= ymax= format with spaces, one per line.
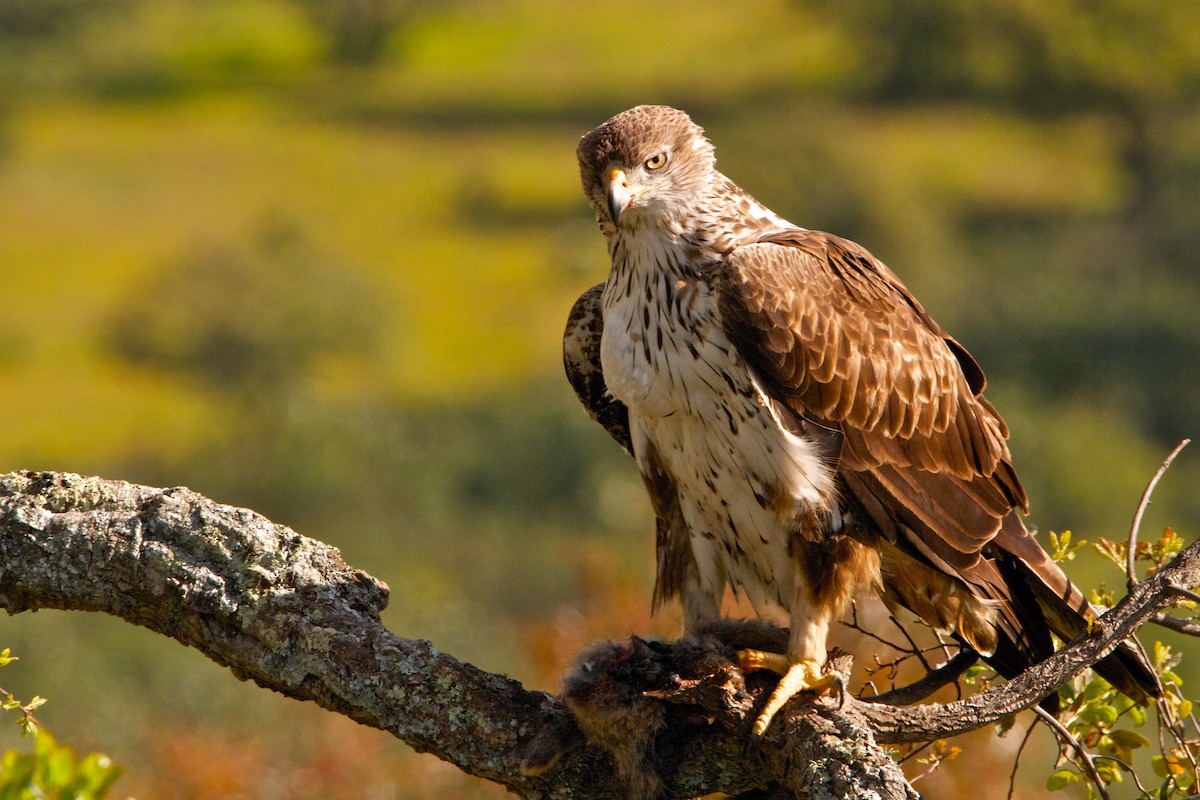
xmin=0 ymin=730 xmax=122 ymax=800
xmin=0 ymin=0 xmax=1197 ymax=797
xmin=0 ymin=648 xmax=122 ymax=799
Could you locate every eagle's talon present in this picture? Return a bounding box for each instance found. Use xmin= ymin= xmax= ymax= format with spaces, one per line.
xmin=745 ymin=657 xmax=837 ymax=735
xmin=737 ymin=648 xmax=790 ymax=675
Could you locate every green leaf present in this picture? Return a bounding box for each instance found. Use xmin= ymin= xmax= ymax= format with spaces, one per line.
xmin=1082 ymin=676 xmax=1112 ymax=702
xmin=1089 ymin=585 xmax=1116 ymax=608
xmin=1047 ymin=768 xmax=1081 ymax=791
xmin=963 ymin=664 xmax=986 ymax=685
xmin=1078 ymin=703 xmax=1119 ymax=726
xmin=0 ymin=728 xmax=123 ymax=798
xmin=1153 ymin=641 xmax=1175 ymax=670
xmin=1152 ymin=754 xmax=1191 ymax=781
xmin=1108 ymin=729 xmax=1151 ymax=750
xmin=46 ymin=743 xmax=76 ymax=788
xmin=1152 ymin=528 xmax=1184 ymax=566
xmin=1049 ymin=530 xmax=1086 ymax=563
xmin=1091 ymin=538 xmax=1125 ymax=566
xmin=78 ymin=753 xmax=123 ymax=794
xmin=1095 ymin=759 xmax=1122 ymax=784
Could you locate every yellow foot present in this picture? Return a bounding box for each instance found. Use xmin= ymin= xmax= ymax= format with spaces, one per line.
xmin=737 ymin=653 xmax=839 ymax=735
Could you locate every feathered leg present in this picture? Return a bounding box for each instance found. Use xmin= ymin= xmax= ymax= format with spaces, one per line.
xmin=739 ymin=582 xmax=840 ymax=734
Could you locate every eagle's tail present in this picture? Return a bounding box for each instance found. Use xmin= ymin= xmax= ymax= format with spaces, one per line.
xmin=992 ymin=514 xmax=1162 ymax=706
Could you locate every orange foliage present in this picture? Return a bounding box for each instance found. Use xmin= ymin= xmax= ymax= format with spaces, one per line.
xmin=123 ymin=703 xmax=507 ymax=800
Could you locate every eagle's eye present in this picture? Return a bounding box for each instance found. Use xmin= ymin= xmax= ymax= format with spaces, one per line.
xmin=644 ymin=152 xmax=668 ymax=171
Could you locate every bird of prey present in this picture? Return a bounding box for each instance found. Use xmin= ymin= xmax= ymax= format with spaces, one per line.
xmin=564 ymin=104 xmax=1159 ymax=733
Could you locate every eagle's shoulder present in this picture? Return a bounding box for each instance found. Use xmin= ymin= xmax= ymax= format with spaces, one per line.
xmin=717 ymin=229 xmax=1024 ymax=507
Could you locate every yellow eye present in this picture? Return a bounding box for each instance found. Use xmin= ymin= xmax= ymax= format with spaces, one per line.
xmin=644 ymin=152 xmax=668 ymax=171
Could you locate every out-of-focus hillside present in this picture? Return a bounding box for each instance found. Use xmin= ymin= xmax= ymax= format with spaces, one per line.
xmin=0 ymin=1 xmax=1197 ymax=797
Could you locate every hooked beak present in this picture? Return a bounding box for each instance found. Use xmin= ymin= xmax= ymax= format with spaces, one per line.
xmin=605 ymin=167 xmax=633 ymax=225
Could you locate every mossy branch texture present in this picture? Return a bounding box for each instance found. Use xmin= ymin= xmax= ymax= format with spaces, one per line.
xmin=1 ymin=471 xmax=1194 ymax=799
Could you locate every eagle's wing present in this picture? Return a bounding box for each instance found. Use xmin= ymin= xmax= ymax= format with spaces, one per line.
xmin=717 ymin=230 xmax=1159 ymax=701
xmin=563 ymin=283 xmax=696 ymax=614
xmin=563 ymin=283 xmax=632 ymax=454
xmin=719 ymin=230 xmax=1023 ymax=556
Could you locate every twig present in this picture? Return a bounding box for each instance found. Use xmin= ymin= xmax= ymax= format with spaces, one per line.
xmin=1127 ymin=439 xmax=1190 ymax=590
xmin=1150 ymin=628 xmax=1200 ymax=785
xmin=1168 ymin=697 xmax=1200 ymax=785
xmin=862 ymin=650 xmax=979 ymax=706
xmin=897 ymin=740 xmax=934 ymax=766
xmin=1156 ymin=695 xmax=1172 ymax=771
xmin=1152 ymin=612 xmax=1200 ymax=637
xmin=1154 ymin=690 xmax=1200 ymax=797
xmin=934 ymin=631 xmax=956 ymax=663
xmin=844 ymin=602 xmax=908 ymax=653
xmin=866 ymin=645 xmax=953 ymax=678
xmin=1006 ymin=717 xmax=1039 ymax=800
xmin=1094 ymin=755 xmax=1154 ymax=798
xmin=905 ymin=743 xmax=951 ymax=786
xmin=889 ymin=614 xmax=935 ymax=672
xmin=1033 ymin=706 xmax=1111 ymax=800
xmin=1168 ymin=585 xmax=1200 ymax=606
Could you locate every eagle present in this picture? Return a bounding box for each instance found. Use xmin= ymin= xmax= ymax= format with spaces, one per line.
xmin=563 ymin=104 xmax=1159 ymax=733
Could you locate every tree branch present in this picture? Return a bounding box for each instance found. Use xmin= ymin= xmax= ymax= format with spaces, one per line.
xmin=860 ymin=649 xmax=979 ymax=707
xmin=1 ymin=470 xmax=1194 ymax=797
xmin=0 ymin=471 xmax=555 ymax=791
xmin=0 ymin=471 xmax=912 ymax=799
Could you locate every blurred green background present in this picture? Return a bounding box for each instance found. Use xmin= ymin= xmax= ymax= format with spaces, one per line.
xmin=0 ymin=0 xmax=1197 ymax=797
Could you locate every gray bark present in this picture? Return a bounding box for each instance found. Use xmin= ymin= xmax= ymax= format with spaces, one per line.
xmin=1 ymin=471 xmax=1194 ymax=799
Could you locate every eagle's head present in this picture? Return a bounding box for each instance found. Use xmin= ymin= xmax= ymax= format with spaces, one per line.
xmin=577 ymin=105 xmax=718 ymax=233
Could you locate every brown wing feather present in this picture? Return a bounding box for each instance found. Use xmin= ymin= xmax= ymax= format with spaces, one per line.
xmin=719 ymin=230 xmax=1025 ymax=529
xmin=718 ymin=230 xmax=1159 ymax=702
